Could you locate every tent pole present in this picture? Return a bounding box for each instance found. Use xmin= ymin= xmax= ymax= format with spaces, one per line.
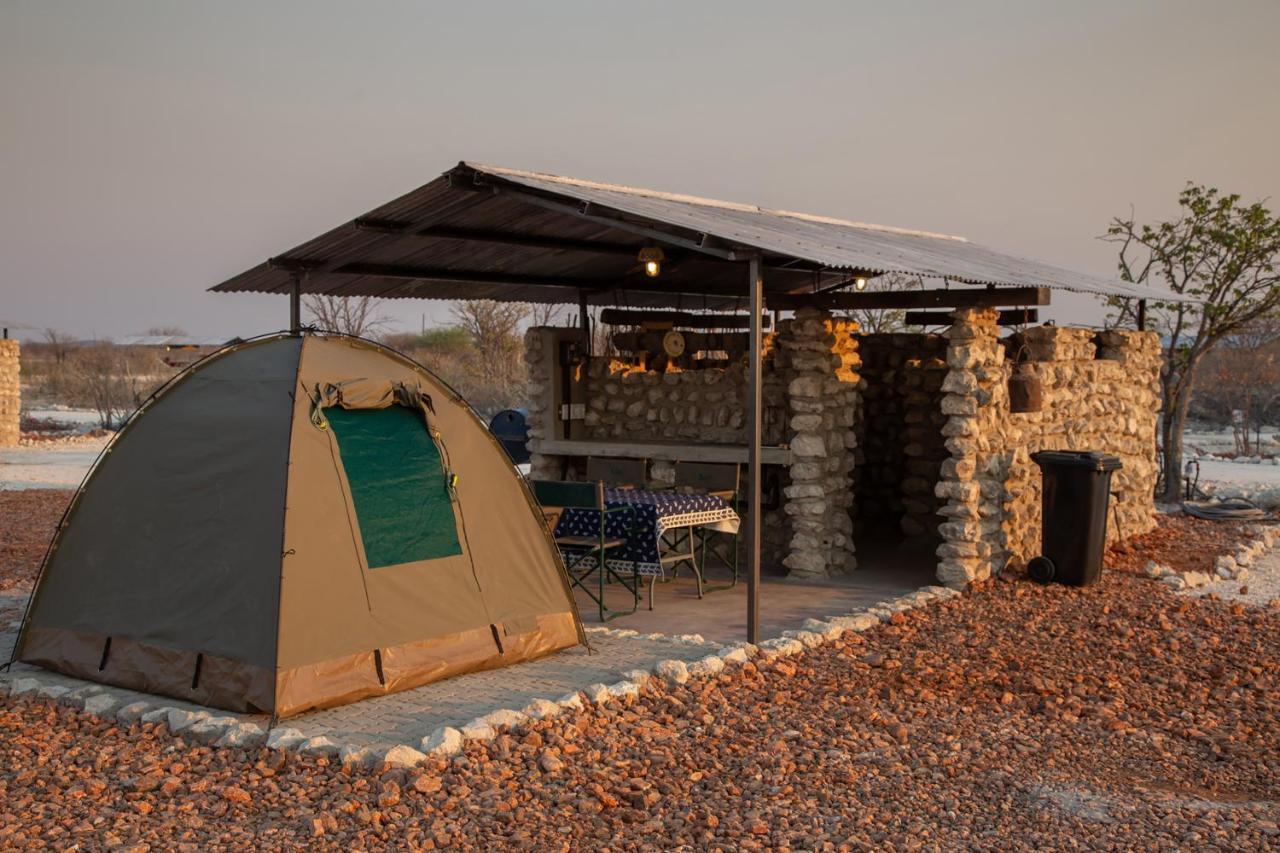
xmin=289 ymin=273 xmax=303 ymax=334
xmin=746 ymin=255 xmax=763 ymax=644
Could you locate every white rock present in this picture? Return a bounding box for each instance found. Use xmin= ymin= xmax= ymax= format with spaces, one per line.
xmin=717 ymin=645 xmax=751 ymax=665
xmin=381 ymin=744 xmax=427 ymax=768
xmin=141 ymin=707 xmax=176 ymax=725
xmin=422 ymin=726 xmax=464 ymax=757
xmin=82 ymin=694 xmax=120 ymax=717
xmin=691 ymin=655 xmax=726 ymax=677
xmin=672 ymin=634 xmax=708 ymax=646
xmin=758 ymin=637 xmax=805 ymax=656
xmin=460 ymin=720 xmax=496 ymax=741
xmin=167 ymin=709 xmax=210 ymax=732
xmin=554 ymin=692 xmax=584 ymax=710
xmin=1182 ymin=571 xmax=1211 ymax=589
xmin=1235 ymin=567 xmax=1249 ymax=581
xmin=522 ymin=698 xmax=562 ymax=720
xmin=265 ymin=727 xmax=307 ymax=750
xmin=833 ymin=614 xmax=880 ymax=632
xmin=606 ymin=681 xmax=641 ymax=700
xmin=654 ymin=659 xmax=690 ymax=685
xmin=339 ymin=744 xmax=378 ymax=766
xmin=1160 ymin=574 xmax=1187 ymax=590
xmin=216 ymin=724 xmax=267 ymax=749
xmin=299 ymin=736 xmax=341 ymax=757
xmin=481 ymin=708 xmax=529 ymax=730
xmin=620 ymin=669 xmax=651 ymax=686
xmin=1144 ymin=561 xmax=1174 ymax=579
xmin=115 ymin=701 xmax=151 ymax=724
xmin=7 ymin=678 xmax=41 ymax=697
xmin=35 ymin=684 xmax=71 ymax=701
xmin=187 ymin=718 xmax=238 ymax=745
xmin=582 ymin=683 xmax=611 ymax=704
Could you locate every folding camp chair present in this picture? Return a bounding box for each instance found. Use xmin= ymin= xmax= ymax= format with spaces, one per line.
xmin=585 ymin=456 xmax=648 ymax=489
xmin=672 ymin=461 xmax=741 ymax=597
xmin=532 ymin=479 xmax=645 ymax=622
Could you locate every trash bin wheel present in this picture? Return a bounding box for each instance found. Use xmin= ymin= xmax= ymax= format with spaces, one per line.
xmin=1027 ymin=556 xmax=1055 ymax=584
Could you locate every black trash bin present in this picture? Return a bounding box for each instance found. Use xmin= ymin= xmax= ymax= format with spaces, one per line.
xmin=1026 ymin=450 xmax=1122 ymax=586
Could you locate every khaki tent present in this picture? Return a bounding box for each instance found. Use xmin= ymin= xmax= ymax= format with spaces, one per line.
xmin=14 ymin=333 xmax=583 ymax=718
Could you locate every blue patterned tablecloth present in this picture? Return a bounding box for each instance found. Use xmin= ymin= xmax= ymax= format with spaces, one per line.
xmin=554 ymin=488 xmax=740 ymax=578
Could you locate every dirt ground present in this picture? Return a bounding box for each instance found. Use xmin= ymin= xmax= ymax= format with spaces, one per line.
xmin=1 ymin=492 xmax=1278 ymax=849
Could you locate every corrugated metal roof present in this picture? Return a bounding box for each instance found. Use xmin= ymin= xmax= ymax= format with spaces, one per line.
xmin=210 ymin=161 xmax=1187 ymax=305
xmin=467 ymin=163 xmax=1174 ymax=301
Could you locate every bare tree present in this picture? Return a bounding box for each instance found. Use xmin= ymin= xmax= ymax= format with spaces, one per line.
xmin=1103 ymin=184 xmax=1280 ymax=500
xmin=840 ymin=272 xmax=923 ymax=333
xmin=304 ymin=295 xmax=389 ymax=337
xmin=42 ymin=328 xmax=75 ymax=364
xmin=451 ymin=300 xmax=529 ymax=399
xmin=528 ymin=302 xmax=566 ymax=327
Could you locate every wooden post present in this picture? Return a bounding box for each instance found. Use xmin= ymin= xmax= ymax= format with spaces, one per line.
xmin=1136 ymin=299 xmax=1147 ymax=331
xmin=579 ymin=290 xmax=591 ymax=357
xmin=746 ymin=255 xmax=763 ymax=644
xmin=289 ymin=273 xmax=303 ymax=334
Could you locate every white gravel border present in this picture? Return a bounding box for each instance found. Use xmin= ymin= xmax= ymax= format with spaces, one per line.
xmin=0 ymin=584 xmax=963 ymax=770
xmin=1145 ymin=523 xmax=1280 ymax=590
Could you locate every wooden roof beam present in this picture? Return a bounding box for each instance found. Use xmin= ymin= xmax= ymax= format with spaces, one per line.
xmin=774 ymin=286 xmax=1050 ymax=311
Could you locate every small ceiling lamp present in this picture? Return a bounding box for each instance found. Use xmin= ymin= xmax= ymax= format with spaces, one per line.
xmin=638 ymin=246 xmax=666 ymax=278
xmin=854 ymin=276 xmax=868 ymax=291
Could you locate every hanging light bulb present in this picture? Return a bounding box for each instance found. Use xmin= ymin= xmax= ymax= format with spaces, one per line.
xmin=855 ymin=277 xmax=868 ymax=291
xmin=638 ymin=246 xmax=666 ymax=278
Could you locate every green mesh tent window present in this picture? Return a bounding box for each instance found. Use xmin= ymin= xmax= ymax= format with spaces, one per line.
xmin=324 ymin=405 xmax=463 ymax=568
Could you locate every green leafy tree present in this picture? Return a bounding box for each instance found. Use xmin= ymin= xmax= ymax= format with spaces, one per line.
xmin=1104 ymin=184 xmax=1280 ymax=501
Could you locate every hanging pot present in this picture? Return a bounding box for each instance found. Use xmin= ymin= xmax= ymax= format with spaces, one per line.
xmin=1008 ymin=362 xmax=1042 ymax=413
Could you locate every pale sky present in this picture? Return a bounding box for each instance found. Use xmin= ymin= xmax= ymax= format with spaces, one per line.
xmin=2 ymin=0 xmax=1278 ymax=340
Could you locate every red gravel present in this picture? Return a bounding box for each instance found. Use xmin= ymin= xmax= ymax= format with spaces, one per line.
xmin=2 ymin=492 xmax=1278 ymax=848
xmin=0 ymin=489 xmax=71 ymax=591
xmin=1106 ymin=512 xmax=1257 ymax=576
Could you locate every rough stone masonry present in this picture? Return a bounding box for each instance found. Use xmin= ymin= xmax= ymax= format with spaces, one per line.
xmin=524 ymin=307 xmax=1162 ymax=588
xmin=0 ymin=339 xmax=19 ymax=448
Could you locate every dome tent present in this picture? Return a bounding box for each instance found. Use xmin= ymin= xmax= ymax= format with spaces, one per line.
xmin=13 ymin=332 xmax=584 ymax=718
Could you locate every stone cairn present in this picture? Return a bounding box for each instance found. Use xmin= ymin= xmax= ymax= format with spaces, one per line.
xmin=778 ymin=308 xmax=860 ymax=579
xmin=0 ymin=339 xmax=18 ymax=448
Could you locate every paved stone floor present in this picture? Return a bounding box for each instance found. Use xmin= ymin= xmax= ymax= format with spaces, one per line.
xmin=0 ymin=539 xmax=934 ymax=752
xmin=578 ymin=536 xmax=939 ymax=641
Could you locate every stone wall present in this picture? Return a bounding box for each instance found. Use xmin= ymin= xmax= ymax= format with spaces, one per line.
xmin=0 ymin=339 xmax=18 ymax=448
xmin=854 ymin=334 xmax=948 ymax=541
xmin=933 ymin=310 xmax=1162 ymax=587
xmin=1000 ymin=326 xmax=1162 ymax=561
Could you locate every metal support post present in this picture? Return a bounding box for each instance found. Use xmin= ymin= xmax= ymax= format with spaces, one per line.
xmin=746 ymin=255 xmax=763 ymax=643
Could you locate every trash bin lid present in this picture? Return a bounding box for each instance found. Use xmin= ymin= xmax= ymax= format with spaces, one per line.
xmin=1030 ymin=450 xmax=1123 ymax=471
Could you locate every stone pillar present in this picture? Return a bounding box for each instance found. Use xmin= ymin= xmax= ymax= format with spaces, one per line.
xmin=780 ymin=308 xmax=860 ymax=579
xmin=935 ymin=308 xmax=1010 ymax=587
xmin=0 ymin=339 xmax=18 ymax=448
xmin=522 ymin=328 xmax=560 ymax=480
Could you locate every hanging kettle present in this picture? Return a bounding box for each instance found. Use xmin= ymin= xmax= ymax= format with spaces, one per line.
xmin=1008 ymin=359 xmax=1042 ymax=413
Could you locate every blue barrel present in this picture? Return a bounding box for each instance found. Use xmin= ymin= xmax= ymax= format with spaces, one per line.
xmin=488 ymin=408 xmax=531 ymax=464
